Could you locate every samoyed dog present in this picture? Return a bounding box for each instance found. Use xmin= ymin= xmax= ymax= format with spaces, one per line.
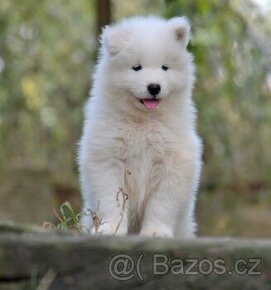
xmin=78 ymin=16 xmax=202 ymax=238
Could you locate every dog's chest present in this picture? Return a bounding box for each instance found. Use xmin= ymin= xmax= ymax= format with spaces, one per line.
xmin=114 ymin=122 xmax=167 ymax=211
xmin=117 ymin=121 xmax=166 ymax=164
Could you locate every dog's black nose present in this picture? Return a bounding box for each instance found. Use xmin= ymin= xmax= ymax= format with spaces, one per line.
xmin=147 ymin=83 xmax=161 ymax=96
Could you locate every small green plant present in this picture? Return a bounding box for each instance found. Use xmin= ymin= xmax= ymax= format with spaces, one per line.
xmin=43 ymin=169 xmax=131 ymax=234
xmin=43 ymin=201 xmax=86 ymax=232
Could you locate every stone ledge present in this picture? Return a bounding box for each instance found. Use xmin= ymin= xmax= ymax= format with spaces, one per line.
xmin=0 ymin=223 xmax=271 ymax=289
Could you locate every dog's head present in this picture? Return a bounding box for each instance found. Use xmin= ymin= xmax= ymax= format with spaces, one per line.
xmin=98 ymin=16 xmax=195 ymax=111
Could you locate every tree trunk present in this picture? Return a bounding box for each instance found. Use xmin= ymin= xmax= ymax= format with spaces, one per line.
xmin=97 ymin=0 xmax=111 ymax=36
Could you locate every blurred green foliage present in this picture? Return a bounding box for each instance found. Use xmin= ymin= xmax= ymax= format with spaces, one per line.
xmin=0 ymin=0 xmax=95 ymax=184
xmin=165 ymin=0 xmax=271 ymax=189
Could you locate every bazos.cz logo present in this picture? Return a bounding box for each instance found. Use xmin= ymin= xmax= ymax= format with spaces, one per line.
xmin=108 ymin=253 xmax=262 ymax=281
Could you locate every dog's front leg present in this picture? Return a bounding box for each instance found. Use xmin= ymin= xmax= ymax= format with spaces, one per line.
xmin=140 ymin=159 xmax=199 ymax=238
xmin=80 ymin=161 xmax=129 ymax=236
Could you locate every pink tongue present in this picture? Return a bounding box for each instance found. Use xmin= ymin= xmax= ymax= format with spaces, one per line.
xmin=142 ymin=99 xmax=160 ymax=109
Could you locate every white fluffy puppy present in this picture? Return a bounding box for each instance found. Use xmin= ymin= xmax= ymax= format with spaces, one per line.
xmin=78 ymin=16 xmax=202 ymax=238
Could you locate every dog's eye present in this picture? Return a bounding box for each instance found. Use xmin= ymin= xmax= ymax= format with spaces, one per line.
xmin=132 ymin=64 xmax=142 ymax=71
xmin=162 ymin=65 xmax=169 ymax=71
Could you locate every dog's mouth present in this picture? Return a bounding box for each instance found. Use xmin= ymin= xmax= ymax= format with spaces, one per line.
xmin=139 ymin=98 xmax=161 ymax=110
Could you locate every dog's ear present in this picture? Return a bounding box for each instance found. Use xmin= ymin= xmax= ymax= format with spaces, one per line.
xmin=168 ymin=17 xmax=191 ymax=47
xmin=101 ymin=25 xmax=129 ymax=56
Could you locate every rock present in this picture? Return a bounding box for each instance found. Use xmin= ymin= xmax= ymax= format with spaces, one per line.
xmin=0 ymin=223 xmax=271 ymax=289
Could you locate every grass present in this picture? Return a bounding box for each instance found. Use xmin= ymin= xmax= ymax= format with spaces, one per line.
xmin=43 ymin=201 xmax=87 ymax=232
xmin=43 ymin=169 xmax=132 ymax=234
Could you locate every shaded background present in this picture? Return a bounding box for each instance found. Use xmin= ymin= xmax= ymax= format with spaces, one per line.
xmin=0 ymin=0 xmax=270 ymax=237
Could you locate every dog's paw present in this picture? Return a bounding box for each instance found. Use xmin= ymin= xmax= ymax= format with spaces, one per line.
xmin=91 ymin=222 xmax=127 ymax=236
xmin=140 ymin=226 xmax=174 ymax=238
xmin=91 ymin=223 xmax=112 ymax=235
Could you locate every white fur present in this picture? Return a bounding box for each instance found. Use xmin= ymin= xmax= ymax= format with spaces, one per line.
xmin=78 ymin=16 xmax=202 ymax=238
